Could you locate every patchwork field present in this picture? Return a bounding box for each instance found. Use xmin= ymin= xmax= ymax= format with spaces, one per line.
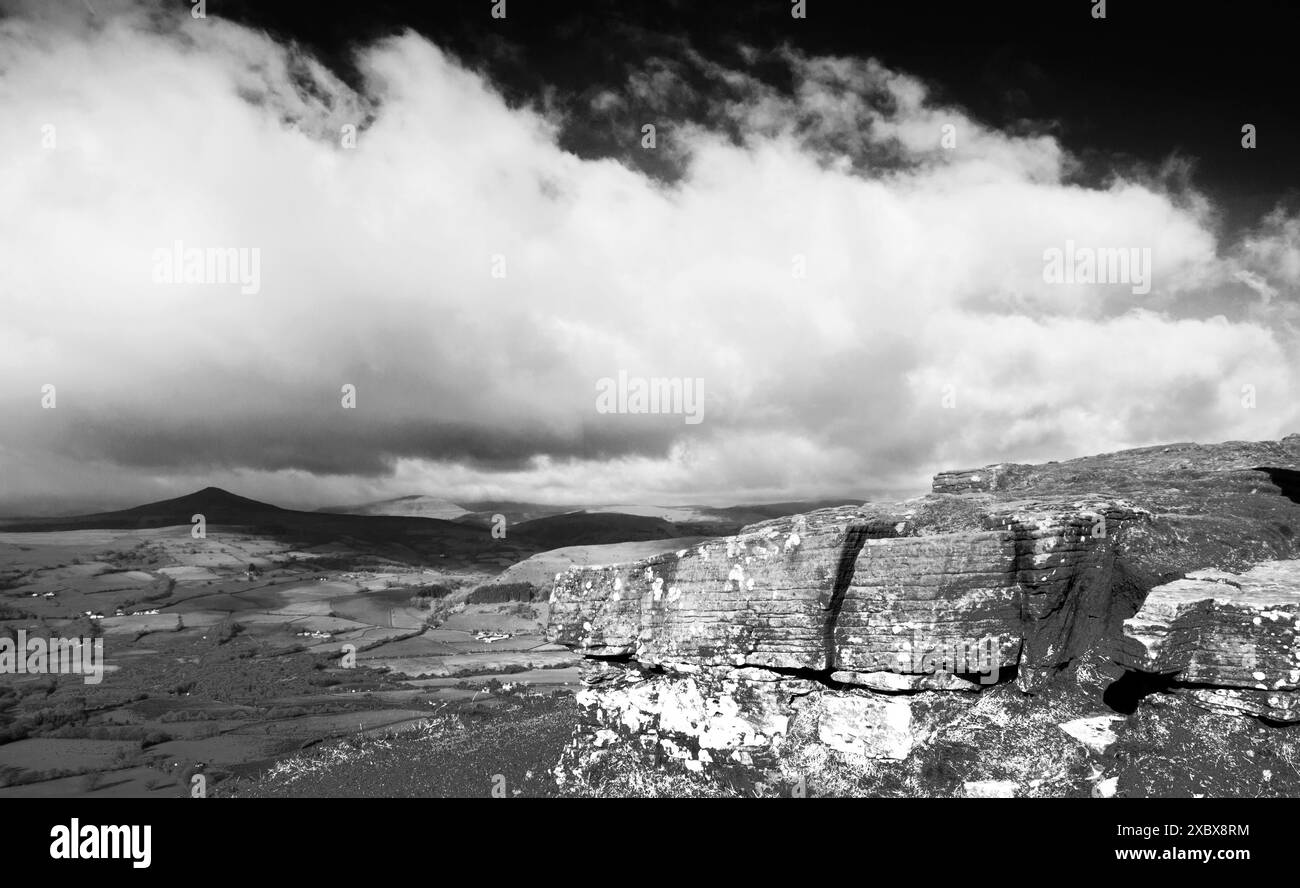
xmin=0 ymin=523 xmax=578 ymax=797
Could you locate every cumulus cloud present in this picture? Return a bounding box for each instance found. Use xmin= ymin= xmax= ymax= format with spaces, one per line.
xmin=0 ymin=0 xmax=1297 ymax=513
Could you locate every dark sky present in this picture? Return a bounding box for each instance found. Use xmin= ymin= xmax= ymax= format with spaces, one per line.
xmin=222 ymin=0 xmax=1299 ymax=235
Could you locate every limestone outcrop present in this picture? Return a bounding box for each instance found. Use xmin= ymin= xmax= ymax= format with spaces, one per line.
xmin=1118 ymin=560 xmax=1300 ymax=721
xmin=546 ymin=435 xmax=1300 ymax=793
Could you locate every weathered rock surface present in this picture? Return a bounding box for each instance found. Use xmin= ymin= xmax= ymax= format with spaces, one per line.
xmin=964 ymin=779 xmax=1018 ymax=798
xmin=547 ymin=508 xmax=867 ymax=671
xmin=814 ymin=693 xmax=914 ymax=760
xmin=550 ymin=498 xmax=1154 ymax=685
xmin=546 ymin=435 xmax=1300 ymax=790
xmin=1058 ymin=715 xmax=1125 ymax=754
xmin=571 ymin=662 xmax=796 ymax=769
xmin=1118 ymin=560 xmax=1300 ymax=721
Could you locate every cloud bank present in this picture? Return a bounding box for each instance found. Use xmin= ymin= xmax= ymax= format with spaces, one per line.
xmin=0 ymin=0 xmax=1297 ymax=512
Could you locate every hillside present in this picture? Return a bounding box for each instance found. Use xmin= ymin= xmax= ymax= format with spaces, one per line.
xmin=0 ymin=487 xmax=519 ymax=568
xmin=509 ymin=512 xmax=684 ymax=550
xmin=317 ymin=495 xmax=470 ymax=521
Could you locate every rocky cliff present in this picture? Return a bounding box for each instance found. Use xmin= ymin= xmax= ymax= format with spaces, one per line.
xmin=546 ymin=435 xmax=1300 ymax=797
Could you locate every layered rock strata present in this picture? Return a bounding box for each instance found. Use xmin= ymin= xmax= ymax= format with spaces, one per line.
xmin=1118 ymin=560 xmax=1300 ymax=721
xmin=547 ymin=435 xmax=1300 ymax=779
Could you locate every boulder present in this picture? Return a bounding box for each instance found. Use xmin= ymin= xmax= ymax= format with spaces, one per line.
xmin=1058 ymin=715 xmax=1125 ymax=753
xmin=1118 ymin=560 xmax=1300 ymax=721
xmin=814 ymin=693 xmax=914 ymax=760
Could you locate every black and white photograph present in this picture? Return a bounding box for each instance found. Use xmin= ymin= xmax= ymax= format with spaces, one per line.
xmin=0 ymin=0 xmax=1297 ymax=854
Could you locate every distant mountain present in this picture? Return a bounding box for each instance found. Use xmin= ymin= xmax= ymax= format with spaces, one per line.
xmin=0 ymin=487 xmax=286 ymax=531
xmin=318 ymin=495 xmax=470 ymax=521
xmin=579 ymin=504 xmax=731 ymax=523
xmin=580 ymin=499 xmax=866 ymax=531
xmin=510 ymin=512 xmax=683 ymax=549
xmin=453 ymin=501 xmax=580 ymax=526
xmin=453 ymin=498 xmax=866 ymax=532
xmin=0 ymin=487 xmax=512 ymax=567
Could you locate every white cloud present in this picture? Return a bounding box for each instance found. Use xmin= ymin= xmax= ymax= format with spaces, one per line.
xmin=0 ymin=0 xmax=1296 ymax=512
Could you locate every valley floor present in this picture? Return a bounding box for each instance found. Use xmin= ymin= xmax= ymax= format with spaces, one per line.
xmin=0 ymin=525 xmax=580 ymax=797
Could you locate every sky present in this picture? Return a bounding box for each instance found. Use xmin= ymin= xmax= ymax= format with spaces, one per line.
xmin=0 ymin=0 xmax=1297 ymax=514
